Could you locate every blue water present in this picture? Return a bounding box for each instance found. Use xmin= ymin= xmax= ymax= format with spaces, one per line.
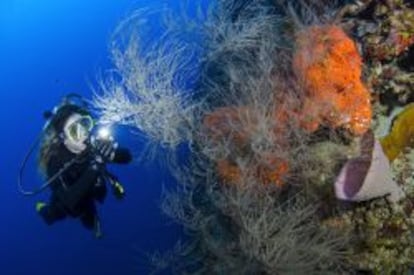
xmin=0 ymin=1 xmax=184 ymax=274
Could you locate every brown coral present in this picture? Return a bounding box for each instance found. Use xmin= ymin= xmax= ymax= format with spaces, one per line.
xmin=293 ymin=25 xmax=372 ymax=136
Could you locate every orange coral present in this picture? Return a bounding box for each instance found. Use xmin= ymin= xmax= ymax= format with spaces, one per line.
xmin=256 ymin=154 xmax=289 ymax=187
xmin=216 ymin=156 xmax=288 ymax=187
xmin=203 ymin=106 xmax=290 ymax=187
xmin=202 ymin=106 xmax=253 ymax=146
xmin=293 ymin=25 xmax=372 ymax=136
xmin=216 ymin=159 xmax=242 ymax=183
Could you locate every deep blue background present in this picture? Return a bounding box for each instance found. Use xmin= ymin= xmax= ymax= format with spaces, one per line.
xmin=0 ymin=1 xmax=186 ymax=274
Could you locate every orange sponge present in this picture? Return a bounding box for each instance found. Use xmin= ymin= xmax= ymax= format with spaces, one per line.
xmin=294 ymin=25 xmax=372 ymax=136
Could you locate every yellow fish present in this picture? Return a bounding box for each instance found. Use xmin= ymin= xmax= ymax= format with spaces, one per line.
xmin=380 ymin=103 xmax=414 ymax=162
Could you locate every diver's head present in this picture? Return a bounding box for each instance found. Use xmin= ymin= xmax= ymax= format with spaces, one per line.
xmin=48 ymin=104 xmax=94 ymax=154
xmin=62 ymin=112 xmax=94 ymax=153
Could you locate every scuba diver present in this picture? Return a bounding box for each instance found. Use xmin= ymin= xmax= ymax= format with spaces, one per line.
xmin=19 ymin=94 xmax=132 ymax=238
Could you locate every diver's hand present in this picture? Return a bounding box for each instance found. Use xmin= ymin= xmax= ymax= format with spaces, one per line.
xmin=90 ymin=136 xmax=118 ymax=163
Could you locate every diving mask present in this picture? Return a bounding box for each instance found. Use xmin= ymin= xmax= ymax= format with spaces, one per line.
xmin=63 ymin=114 xmax=94 ymax=153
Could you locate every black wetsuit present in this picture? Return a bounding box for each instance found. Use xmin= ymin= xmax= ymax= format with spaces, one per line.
xmin=39 ymin=142 xmax=131 ymax=230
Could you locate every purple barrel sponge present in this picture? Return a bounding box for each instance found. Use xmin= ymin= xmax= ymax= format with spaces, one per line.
xmin=334 ymin=130 xmax=404 ymax=203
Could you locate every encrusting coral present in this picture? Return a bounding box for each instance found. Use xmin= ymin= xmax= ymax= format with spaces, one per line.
xmin=324 ymin=197 xmax=414 ymax=274
xmin=359 ymin=0 xmax=414 ymax=62
xmin=341 ymin=0 xmax=414 ymax=105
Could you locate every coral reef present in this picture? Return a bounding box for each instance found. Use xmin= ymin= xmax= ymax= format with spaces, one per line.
xmin=324 ymin=148 xmax=414 ymax=273
xmin=93 ymin=0 xmax=414 ymax=273
xmin=324 ymin=198 xmax=414 ymax=274
xmin=341 ymin=0 xmax=414 ymax=105
xmin=356 ymin=0 xmax=414 ymax=62
xmin=161 ymin=155 xmax=351 ymax=274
